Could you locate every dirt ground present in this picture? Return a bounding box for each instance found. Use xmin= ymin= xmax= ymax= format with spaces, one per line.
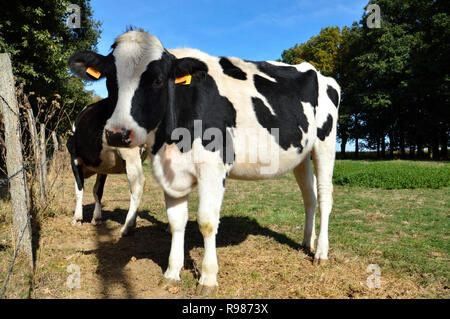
xmin=1 ymin=157 xmax=447 ymax=299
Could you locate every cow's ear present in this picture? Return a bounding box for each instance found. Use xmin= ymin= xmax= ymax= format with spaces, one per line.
xmin=171 ymin=57 xmax=208 ymax=80
xmin=68 ymin=51 xmax=110 ymax=81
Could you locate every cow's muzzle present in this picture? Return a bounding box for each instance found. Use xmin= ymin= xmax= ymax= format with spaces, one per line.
xmin=105 ymin=128 xmax=133 ymax=147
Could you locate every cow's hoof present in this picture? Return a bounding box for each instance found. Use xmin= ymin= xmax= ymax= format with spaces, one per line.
xmin=71 ymin=219 xmax=82 ymax=226
xmin=196 ymin=284 xmax=218 ymax=297
xmin=120 ymin=226 xmax=135 ymax=237
xmin=313 ymin=258 xmax=328 ymax=266
xmin=91 ymin=218 xmax=102 ymax=225
xmin=303 ymin=246 xmax=315 ymax=255
xmin=158 ymin=277 xmax=179 ymax=290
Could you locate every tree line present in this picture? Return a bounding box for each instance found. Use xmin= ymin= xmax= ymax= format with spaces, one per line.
xmin=280 ymin=0 xmax=449 ymax=160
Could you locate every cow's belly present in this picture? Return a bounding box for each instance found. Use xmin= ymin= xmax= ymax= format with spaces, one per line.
xmin=85 ymin=149 xmax=126 ymax=175
xmin=228 ymin=126 xmax=314 ymax=180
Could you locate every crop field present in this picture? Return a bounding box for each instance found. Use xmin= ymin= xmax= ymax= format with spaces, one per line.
xmin=0 ymin=157 xmax=449 ymax=299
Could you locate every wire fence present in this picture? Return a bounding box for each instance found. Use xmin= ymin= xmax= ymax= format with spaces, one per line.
xmin=0 ymin=83 xmax=71 ymax=299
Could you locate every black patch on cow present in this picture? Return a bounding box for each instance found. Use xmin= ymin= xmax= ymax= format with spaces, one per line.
xmin=96 ymin=174 xmax=107 ymax=201
xmin=219 ymin=57 xmax=247 ymax=80
xmin=252 ymin=97 xmax=307 ymax=153
xmin=152 ymin=58 xmax=236 ymax=165
xmin=130 ymin=51 xmax=175 ymax=132
xmin=248 ymin=61 xmax=316 ymax=152
xmin=327 ymin=85 xmax=339 ymax=107
xmin=67 ymin=98 xmax=115 ymax=168
xmin=317 ymin=114 xmax=333 ymax=141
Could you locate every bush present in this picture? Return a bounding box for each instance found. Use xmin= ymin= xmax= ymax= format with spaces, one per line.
xmin=333 ymin=160 xmax=450 ymax=189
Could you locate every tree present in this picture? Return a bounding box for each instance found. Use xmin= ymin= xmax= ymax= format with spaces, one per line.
xmin=0 ymin=0 xmax=101 ymax=133
xmin=281 ymin=26 xmax=342 ymax=77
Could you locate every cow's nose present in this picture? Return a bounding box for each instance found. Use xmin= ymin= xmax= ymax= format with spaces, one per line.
xmin=105 ymin=128 xmax=133 ymax=147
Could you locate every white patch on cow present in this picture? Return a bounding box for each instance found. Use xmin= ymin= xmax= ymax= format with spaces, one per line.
xmin=151 ymin=142 xmax=197 ymax=199
xmin=163 ymin=193 xmax=189 ymax=281
xmin=72 ymin=182 xmax=83 ymax=224
xmin=106 ymin=30 xmax=164 ymax=147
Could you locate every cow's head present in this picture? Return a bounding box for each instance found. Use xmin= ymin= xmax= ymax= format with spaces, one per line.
xmin=69 ymin=29 xmax=206 ymax=148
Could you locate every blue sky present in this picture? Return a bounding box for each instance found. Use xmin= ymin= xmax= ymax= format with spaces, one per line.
xmin=86 ymin=0 xmax=368 ymax=98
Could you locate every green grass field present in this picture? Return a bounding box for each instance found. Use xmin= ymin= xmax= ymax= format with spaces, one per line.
xmin=1 ymin=158 xmax=449 ymax=298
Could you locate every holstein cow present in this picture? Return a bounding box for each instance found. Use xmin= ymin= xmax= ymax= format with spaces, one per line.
xmin=67 ymin=98 xmax=147 ymax=236
xmin=68 ymin=29 xmax=340 ymax=295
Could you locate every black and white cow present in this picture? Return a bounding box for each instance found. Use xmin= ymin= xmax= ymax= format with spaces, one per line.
xmin=66 ymin=98 xmax=147 ymax=236
xmin=68 ymin=29 xmax=340 ymax=295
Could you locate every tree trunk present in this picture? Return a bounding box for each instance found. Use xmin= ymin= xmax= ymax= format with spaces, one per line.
xmin=376 ymin=135 xmax=380 ymax=158
xmin=381 ymin=136 xmax=386 ymax=159
xmin=389 ymin=131 xmax=394 ymax=158
xmin=440 ymin=131 xmax=448 ymax=160
xmin=409 ymin=144 xmax=415 ymax=159
xmin=400 ymin=130 xmax=405 ymax=159
xmin=417 ymin=144 xmax=423 ymax=159
xmin=0 ymin=54 xmax=33 ymax=267
xmin=355 ymin=138 xmax=359 ymax=159
xmin=340 ymin=136 xmax=347 ymax=159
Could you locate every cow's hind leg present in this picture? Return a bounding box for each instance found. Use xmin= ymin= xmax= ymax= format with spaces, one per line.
xmin=293 ymin=156 xmax=317 ymax=255
xmin=160 ymin=193 xmax=189 ymax=288
xmin=195 ymin=166 xmax=226 ymax=296
xmin=91 ymin=174 xmax=107 ymax=225
xmin=71 ymin=159 xmax=84 ymax=226
xmin=311 ymin=137 xmax=336 ymax=263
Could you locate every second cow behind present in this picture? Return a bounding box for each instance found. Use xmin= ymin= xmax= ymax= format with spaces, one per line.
xmin=66 ymin=98 xmax=148 ymax=236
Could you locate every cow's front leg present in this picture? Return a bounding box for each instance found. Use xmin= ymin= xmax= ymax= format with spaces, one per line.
xmin=161 ymin=193 xmax=189 ymax=286
xmin=118 ymin=148 xmax=145 ymax=236
xmin=196 ymin=168 xmax=226 ymax=296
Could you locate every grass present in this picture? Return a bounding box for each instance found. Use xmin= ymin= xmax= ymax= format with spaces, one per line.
xmin=0 ymin=157 xmax=449 ymax=298
xmin=333 ymin=160 xmax=450 ymax=189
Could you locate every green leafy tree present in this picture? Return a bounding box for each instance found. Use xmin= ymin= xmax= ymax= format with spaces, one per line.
xmin=281 ymin=26 xmax=341 ymax=77
xmin=0 ymin=0 xmax=102 ymax=132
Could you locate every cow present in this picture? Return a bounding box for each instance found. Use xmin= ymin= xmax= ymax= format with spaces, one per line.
xmin=66 ymin=98 xmax=148 ymax=236
xmin=68 ymin=28 xmax=340 ymax=295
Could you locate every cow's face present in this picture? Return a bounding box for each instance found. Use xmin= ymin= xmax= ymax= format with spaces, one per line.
xmin=69 ymin=30 xmax=172 ymax=147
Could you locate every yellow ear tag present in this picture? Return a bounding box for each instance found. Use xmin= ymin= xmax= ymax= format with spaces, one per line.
xmin=174 ymin=74 xmax=192 ymax=85
xmin=86 ymin=66 xmax=101 ymax=79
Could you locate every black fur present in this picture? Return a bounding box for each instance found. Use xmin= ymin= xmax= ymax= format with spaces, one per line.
xmin=68 ymin=51 xmax=114 ymax=81
xmin=219 ymin=57 xmax=247 ymax=80
xmin=327 ymin=85 xmax=339 ymax=108
xmin=67 ymin=98 xmax=115 ymax=168
xmin=96 ymin=174 xmax=107 ymax=201
xmin=249 ymin=61 xmax=317 ymax=152
xmin=317 ymin=114 xmax=333 ymax=141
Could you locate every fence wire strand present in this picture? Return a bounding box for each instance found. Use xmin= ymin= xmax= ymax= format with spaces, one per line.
xmin=0 ymin=214 xmax=32 ymax=299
